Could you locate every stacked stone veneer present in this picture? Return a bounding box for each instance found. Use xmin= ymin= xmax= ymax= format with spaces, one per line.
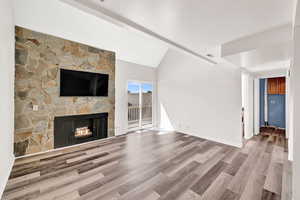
xmin=14 ymin=26 xmax=115 ymax=156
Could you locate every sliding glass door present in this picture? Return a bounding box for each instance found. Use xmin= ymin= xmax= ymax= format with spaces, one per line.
xmin=128 ymin=81 xmax=153 ymax=130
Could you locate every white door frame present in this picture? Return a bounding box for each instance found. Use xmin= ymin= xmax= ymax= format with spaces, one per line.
xmin=242 ymin=73 xmax=255 ymax=140
xmin=254 ymin=74 xmax=289 ymax=139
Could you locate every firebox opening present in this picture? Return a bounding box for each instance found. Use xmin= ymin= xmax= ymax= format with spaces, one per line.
xmin=54 ymin=113 xmax=108 ymax=148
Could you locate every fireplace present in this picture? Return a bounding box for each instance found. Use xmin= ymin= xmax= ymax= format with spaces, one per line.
xmin=54 ymin=113 xmax=108 ymax=148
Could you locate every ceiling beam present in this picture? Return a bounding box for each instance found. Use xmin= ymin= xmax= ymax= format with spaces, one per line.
xmin=61 ymin=0 xmax=217 ymax=65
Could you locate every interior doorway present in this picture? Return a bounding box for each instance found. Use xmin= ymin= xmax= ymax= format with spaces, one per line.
xmin=259 ymin=77 xmax=286 ymax=138
xmin=127 ymin=81 xmax=153 ymax=131
xmin=259 ymin=77 xmax=286 ymax=129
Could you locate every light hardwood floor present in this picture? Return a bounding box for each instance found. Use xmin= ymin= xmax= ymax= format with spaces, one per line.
xmin=2 ymin=130 xmax=292 ymax=200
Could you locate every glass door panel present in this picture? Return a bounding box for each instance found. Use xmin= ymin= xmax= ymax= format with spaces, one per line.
xmin=128 ymin=82 xmax=141 ymax=129
xmin=141 ymin=83 xmax=153 ymax=127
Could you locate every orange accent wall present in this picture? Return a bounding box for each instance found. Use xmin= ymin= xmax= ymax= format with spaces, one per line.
xmin=267 ymin=77 xmax=285 ymax=95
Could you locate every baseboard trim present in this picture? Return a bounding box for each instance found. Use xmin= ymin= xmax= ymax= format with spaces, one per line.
xmin=176 ymin=130 xmax=243 ymax=148
xmin=0 ymin=153 xmax=15 ymax=198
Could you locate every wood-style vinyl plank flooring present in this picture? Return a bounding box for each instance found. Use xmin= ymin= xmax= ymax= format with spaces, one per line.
xmin=1 ymin=130 xmax=292 ymax=200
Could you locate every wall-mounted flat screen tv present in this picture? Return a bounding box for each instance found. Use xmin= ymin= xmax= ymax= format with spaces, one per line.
xmin=60 ymin=69 xmax=109 ymax=97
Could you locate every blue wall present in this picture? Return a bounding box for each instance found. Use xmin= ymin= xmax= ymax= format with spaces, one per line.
xmin=268 ymin=94 xmax=286 ymax=128
xmin=259 ymin=79 xmax=265 ymax=127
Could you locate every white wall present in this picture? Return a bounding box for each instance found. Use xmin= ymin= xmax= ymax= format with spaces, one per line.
xmin=115 ymin=60 xmax=157 ymax=135
xmin=254 ymin=78 xmax=260 ymax=135
xmin=291 ymin=24 xmax=300 ymax=200
xmin=291 ymin=2 xmax=300 ymax=197
xmin=242 ymin=73 xmax=255 ymax=139
xmin=286 ymin=72 xmax=293 ymax=160
xmin=157 ymin=49 xmax=242 ymax=147
xmin=0 ymin=0 xmax=15 ymax=197
xmin=285 ymin=73 xmax=290 ymax=140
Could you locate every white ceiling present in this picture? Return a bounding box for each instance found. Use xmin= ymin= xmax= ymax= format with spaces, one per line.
xmin=221 ymin=24 xmax=293 ymax=72
xmin=224 ymin=43 xmax=291 ymax=70
xmin=76 ymin=0 xmax=293 ymax=55
xmin=14 ymin=0 xmax=294 ymax=69
xmin=13 ymin=0 xmax=169 ymax=67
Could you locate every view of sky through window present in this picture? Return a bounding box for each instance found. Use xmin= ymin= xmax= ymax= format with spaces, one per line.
xmin=128 ymin=82 xmax=153 ymax=93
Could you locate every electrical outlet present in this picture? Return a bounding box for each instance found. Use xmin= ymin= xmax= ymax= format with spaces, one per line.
xmin=33 ymin=105 xmax=39 ymax=111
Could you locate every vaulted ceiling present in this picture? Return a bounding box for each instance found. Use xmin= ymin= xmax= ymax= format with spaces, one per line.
xmin=14 ymin=0 xmax=294 ymax=69
xmin=14 ymin=0 xmax=169 ymax=67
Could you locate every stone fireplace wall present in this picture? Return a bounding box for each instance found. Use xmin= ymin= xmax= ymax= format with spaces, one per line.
xmin=14 ymin=26 xmax=115 ymax=156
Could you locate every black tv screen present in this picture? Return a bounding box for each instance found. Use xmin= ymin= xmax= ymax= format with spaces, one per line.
xmin=60 ymin=69 xmax=109 ymax=96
